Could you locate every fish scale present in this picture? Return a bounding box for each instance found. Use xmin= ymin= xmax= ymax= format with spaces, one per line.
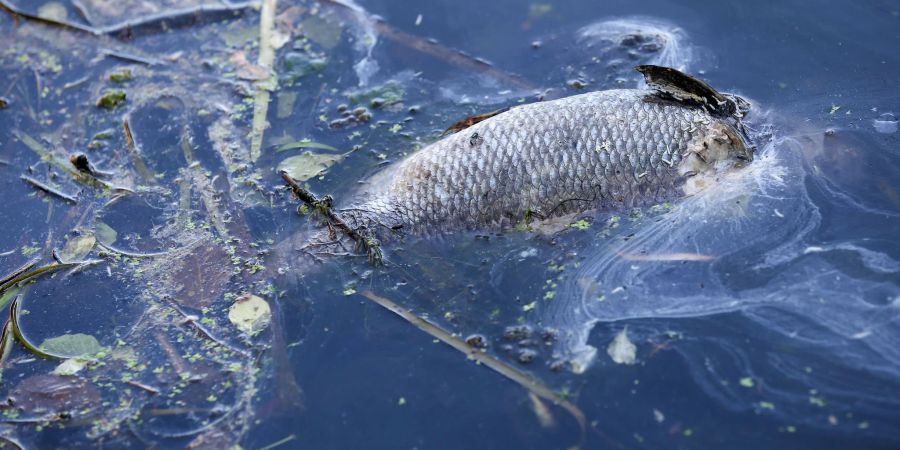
xmin=340 ymin=88 xmax=750 ymax=237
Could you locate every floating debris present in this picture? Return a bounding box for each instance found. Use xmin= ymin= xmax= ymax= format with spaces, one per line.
xmin=39 ymin=333 xmax=104 ymax=358
xmin=51 ymin=358 xmax=87 ymax=376
xmin=228 ymin=294 xmax=272 ymax=336
xmin=465 ymin=334 xmax=487 ymax=348
xmin=96 ymin=90 xmax=126 ymax=109
xmin=529 ymin=392 xmax=556 ymax=428
xmin=108 ymin=68 xmax=133 ymax=83
xmin=607 ymin=328 xmax=637 ymax=365
xmin=277 ymin=151 xmax=343 ymax=181
xmin=57 ymin=233 xmax=96 ymax=263
xmin=276 ymin=139 xmax=340 ymax=153
xmin=20 ymin=175 xmax=79 ymax=203
xmin=618 ymin=252 xmax=715 ymax=261
xmin=873 ymin=112 xmax=897 ymax=134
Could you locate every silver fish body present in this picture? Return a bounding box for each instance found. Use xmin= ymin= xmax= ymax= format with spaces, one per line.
xmin=341 ymin=88 xmax=752 ymax=236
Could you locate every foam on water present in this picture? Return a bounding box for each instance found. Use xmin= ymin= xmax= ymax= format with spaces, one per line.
xmin=577 ymin=17 xmax=694 ymax=72
xmin=542 ymin=115 xmax=900 ymax=433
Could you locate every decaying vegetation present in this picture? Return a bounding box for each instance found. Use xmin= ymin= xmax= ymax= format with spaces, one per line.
xmin=0 ymin=1 xmax=596 ymax=448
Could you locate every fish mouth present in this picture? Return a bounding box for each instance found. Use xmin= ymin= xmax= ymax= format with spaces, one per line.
xmin=736 ymin=146 xmax=755 ymax=164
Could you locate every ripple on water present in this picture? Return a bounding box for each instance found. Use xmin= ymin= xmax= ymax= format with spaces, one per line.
xmin=873 ymin=112 xmax=898 ymax=134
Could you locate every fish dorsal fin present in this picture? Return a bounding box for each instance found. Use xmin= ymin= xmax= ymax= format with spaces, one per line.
xmin=442 ymin=106 xmax=511 ymax=136
xmin=636 ymin=65 xmax=734 ymax=116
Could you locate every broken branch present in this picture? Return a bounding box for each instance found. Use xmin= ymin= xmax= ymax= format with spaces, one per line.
xmin=281 ymin=171 xmax=383 ymax=265
xmin=360 ymin=290 xmax=587 ymax=448
xmin=249 ymin=0 xmax=279 ymax=162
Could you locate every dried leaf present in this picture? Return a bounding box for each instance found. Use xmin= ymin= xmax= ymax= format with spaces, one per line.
xmin=37 ymin=2 xmax=67 ymax=21
xmin=276 ymin=92 xmax=298 ymax=119
xmin=94 ymin=222 xmax=118 ymax=245
xmin=12 ymin=375 xmax=101 ymax=415
xmin=168 ymin=242 xmax=231 ymax=308
xmin=299 ymin=15 xmax=343 ymax=49
xmin=230 ymin=51 xmax=271 ymax=81
xmin=607 ymin=328 xmax=637 ymax=365
xmin=52 ymin=358 xmax=87 ymax=376
xmin=276 ymin=152 xmax=343 ymax=181
xmin=58 ymin=233 xmax=96 ymax=262
xmin=228 ymin=294 xmax=271 ymax=336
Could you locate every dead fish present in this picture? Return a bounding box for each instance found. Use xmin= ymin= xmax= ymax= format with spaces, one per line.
xmin=336 ymin=65 xmax=753 ymax=237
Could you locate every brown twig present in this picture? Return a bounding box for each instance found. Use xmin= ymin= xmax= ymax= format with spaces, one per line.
xmin=280 ymin=171 xmax=383 ymax=265
xmin=124 ymin=379 xmax=160 ymax=395
xmin=153 ymin=331 xmax=188 ymax=374
xmin=122 ymin=117 xmax=157 ymax=185
xmin=165 ymin=298 xmax=251 ymax=358
xmin=360 ymin=290 xmax=587 ymax=448
xmin=19 ymin=175 xmax=78 ymax=203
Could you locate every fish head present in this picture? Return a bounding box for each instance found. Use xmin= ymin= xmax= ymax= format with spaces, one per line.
xmin=679 ymin=120 xmax=755 ymax=195
xmin=724 ymin=93 xmax=752 ymax=119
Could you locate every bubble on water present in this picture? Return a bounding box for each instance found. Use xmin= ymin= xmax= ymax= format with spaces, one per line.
xmin=873 ymin=112 xmax=898 ymax=134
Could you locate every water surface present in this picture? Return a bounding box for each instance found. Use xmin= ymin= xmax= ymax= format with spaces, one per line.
xmin=0 ymin=0 xmax=897 ymax=449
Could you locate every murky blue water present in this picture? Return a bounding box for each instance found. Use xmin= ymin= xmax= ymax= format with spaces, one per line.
xmin=0 ymin=0 xmax=898 ymax=449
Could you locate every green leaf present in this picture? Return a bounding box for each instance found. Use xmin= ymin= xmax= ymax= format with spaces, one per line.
xmin=40 ymin=333 xmax=104 ymax=358
xmin=276 ymin=152 xmax=343 ymax=181
xmin=276 ymin=139 xmax=339 ymax=153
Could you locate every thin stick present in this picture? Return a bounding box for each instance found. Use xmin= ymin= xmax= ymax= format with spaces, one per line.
xmin=165 ymin=298 xmax=251 ymax=358
xmin=20 ymin=175 xmax=79 ymax=203
xmin=122 ymin=117 xmax=157 ymax=184
xmin=280 ymin=171 xmax=383 ymax=264
xmin=99 ymin=48 xmax=163 ymax=66
xmin=124 ymin=379 xmax=160 ymax=395
xmin=258 ymin=434 xmax=297 ymax=450
xmin=95 ymin=241 xmax=172 ymax=259
xmin=0 ymin=258 xmax=40 ymax=289
xmin=320 ymin=0 xmax=534 ymax=90
xmin=0 ymin=1 xmax=259 ymax=38
xmin=249 ymin=0 xmax=278 ymax=162
xmin=153 ymin=331 xmax=188 ymax=374
xmin=14 ymin=130 xmax=120 ymax=191
xmin=360 ymin=290 xmax=587 ymax=448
